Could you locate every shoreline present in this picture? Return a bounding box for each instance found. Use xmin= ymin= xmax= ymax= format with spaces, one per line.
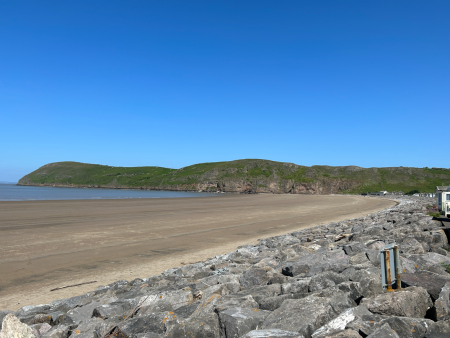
xmin=16 ymin=182 xmax=233 ymax=193
xmin=0 ymin=194 xmax=395 ymax=311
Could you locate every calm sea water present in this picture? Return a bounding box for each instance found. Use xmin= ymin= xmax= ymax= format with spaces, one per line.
xmin=0 ymin=184 xmax=223 ymax=201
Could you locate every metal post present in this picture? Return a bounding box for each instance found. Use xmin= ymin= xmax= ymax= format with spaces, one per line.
xmin=394 ymin=246 xmax=402 ymax=289
xmin=380 ymin=249 xmax=387 ymax=290
xmin=385 ymin=250 xmax=393 ymax=291
xmin=380 ymin=242 xmax=401 ymax=292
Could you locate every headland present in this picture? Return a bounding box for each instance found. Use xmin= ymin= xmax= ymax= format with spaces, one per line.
xmin=17 ymin=159 xmax=450 ymax=194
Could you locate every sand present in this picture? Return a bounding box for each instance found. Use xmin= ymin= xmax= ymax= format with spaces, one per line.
xmin=0 ymin=194 xmax=395 ymax=311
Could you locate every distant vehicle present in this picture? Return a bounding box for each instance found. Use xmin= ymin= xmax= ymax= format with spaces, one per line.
xmin=436 ymin=185 xmax=450 ymax=218
xmin=368 ymin=191 xmax=387 ymax=196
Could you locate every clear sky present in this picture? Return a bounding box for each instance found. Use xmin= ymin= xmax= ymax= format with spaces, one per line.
xmin=1 ymin=1 xmax=449 ymax=182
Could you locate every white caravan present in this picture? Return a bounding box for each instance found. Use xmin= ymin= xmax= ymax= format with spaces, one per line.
xmin=437 ymin=185 xmax=450 ymax=218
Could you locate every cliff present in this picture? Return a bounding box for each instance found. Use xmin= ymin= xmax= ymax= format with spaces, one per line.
xmin=17 ymin=159 xmax=450 ymax=194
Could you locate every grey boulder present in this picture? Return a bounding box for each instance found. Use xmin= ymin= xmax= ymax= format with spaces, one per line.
xmin=401 ymin=271 xmax=450 ymax=301
xmin=40 ymin=324 xmax=71 ymax=338
xmin=240 ymin=329 xmax=305 ymax=337
xmin=372 ymin=316 xmax=434 ymax=338
xmin=218 ymin=307 xmax=271 ymax=338
xmin=311 ymin=306 xmax=371 ymax=338
xmin=424 ymin=320 xmax=450 ymax=338
xmin=323 ymin=330 xmax=362 ymax=338
xmin=115 ymin=312 xmax=169 ymax=336
xmin=349 ymin=268 xmax=382 ymax=298
xmin=68 ymin=318 xmax=103 ymax=338
xmin=65 ymin=302 xmax=101 ymax=326
xmin=435 ymin=282 xmax=450 ymax=321
xmin=360 ymin=286 xmax=432 ymax=318
xmin=366 ymin=323 xmax=399 ymax=338
xmin=308 ymin=272 xmax=347 ymax=293
xmin=262 ymin=292 xmax=355 ymax=338
xmin=165 ymin=313 xmax=220 ymax=338
xmin=240 ymin=268 xmax=272 ymax=289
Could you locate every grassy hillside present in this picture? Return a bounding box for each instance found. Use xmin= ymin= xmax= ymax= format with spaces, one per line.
xmin=18 ymin=160 xmax=450 ymax=194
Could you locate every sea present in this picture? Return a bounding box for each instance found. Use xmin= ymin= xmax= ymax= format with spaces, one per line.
xmin=0 ymin=183 xmax=223 ymax=201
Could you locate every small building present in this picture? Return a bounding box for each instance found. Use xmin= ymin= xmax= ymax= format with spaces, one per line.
xmin=436 ymin=185 xmax=450 ymax=217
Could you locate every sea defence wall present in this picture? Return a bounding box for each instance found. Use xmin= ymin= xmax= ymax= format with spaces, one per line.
xmin=2 ymin=196 xmax=450 ymax=337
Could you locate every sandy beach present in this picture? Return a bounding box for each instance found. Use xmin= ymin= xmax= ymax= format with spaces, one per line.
xmin=0 ymin=194 xmax=395 ymax=311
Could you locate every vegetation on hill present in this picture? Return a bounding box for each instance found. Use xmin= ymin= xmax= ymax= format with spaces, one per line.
xmin=18 ymin=160 xmax=450 ymax=194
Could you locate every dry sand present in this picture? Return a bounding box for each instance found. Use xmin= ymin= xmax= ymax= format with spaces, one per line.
xmin=0 ymin=194 xmax=395 ymax=310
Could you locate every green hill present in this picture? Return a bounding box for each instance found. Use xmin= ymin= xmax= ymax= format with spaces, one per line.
xmin=17 ymin=160 xmax=450 ymax=194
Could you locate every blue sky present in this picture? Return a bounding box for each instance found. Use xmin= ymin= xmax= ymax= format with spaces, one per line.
xmin=1 ymin=1 xmax=449 ymax=182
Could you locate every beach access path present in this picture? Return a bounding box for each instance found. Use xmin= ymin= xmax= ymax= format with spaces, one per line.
xmin=0 ymin=194 xmax=395 ymax=310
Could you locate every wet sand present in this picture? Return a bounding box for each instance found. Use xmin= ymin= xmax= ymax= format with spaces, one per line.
xmin=0 ymin=194 xmax=395 ymax=310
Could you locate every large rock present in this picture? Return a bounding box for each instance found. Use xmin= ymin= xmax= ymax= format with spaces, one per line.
xmin=172 ymin=301 xmax=202 ymax=319
xmin=343 ymin=243 xmax=367 ymax=256
xmin=262 ymin=293 xmax=355 ymax=338
xmin=189 ymin=294 xmax=223 ymax=318
xmin=372 ymin=317 xmax=434 ymax=338
xmin=165 ymin=313 xmax=220 ymax=338
xmin=366 ymin=323 xmax=399 ymax=338
xmin=360 ymin=286 xmax=432 ymax=318
xmin=398 ymin=238 xmax=426 ymax=254
xmin=401 ymin=271 xmax=450 ymax=300
xmin=364 ymin=250 xmax=381 ymax=267
xmin=281 ymin=279 xmax=311 ymax=294
xmin=195 ymin=274 xmax=241 ymax=291
xmin=68 ymin=318 xmax=103 ymax=338
xmin=349 ymin=252 xmax=371 ymax=266
xmin=15 ymin=304 xmax=50 ymax=318
xmin=115 ymin=312 xmax=168 ymax=336
xmin=134 ymin=334 xmax=163 ymax=338
xmin=308 ymin=272 xmax=347 ymax=293
xmin=40 ymin=324 xmax=71 ymax=338
xmin=404 ymin=253 xmax=450 ymax=275
xmin=200 ymin=282 xmax=239 ymax=300
xmin=232 ymin=284 xmax=282 ymax=305
xmin=311 ymin=306 xmax=371 ymax=338
xmin=423 ymin=320 xmax=450 ymax=338
xmin=215 ymin=295 xmax=260 ymax=314
xmin=349 ymin=268 xmax=382 ymax=298
xmin=329 ymin=282 xmax=364 ymax=303
xmin=0 ymin=314 xmax=36 ymax=338
xmin=345 ymin=312 xmax=388 ymax=337
xmin=241 ymin=329 xmax=304 ymax=337
xmin=49 ymin=294 xmax=89 ymax=313
xmin=258 ymin=293 xmax=308 ymax=311
xmin=137 ymin=287 xmax=193 ymax=314
xmin=92 ymin=300 xmax=134 ymax=320
xmin=240 ymin=268 xmax=272 ymax=289
xmin=65 ymin=302 xmax=101 ymax=326
xmin=32 ymin=323 xmax=52 ymax=336
xmin=282 ymin=250 xmax=349 ymax=277
xmin=323 ymin=329 xmax=362 ymax=337
xmin=435 ymin=282 xmax=450 ymax=321
xmin=218 ymin=307 xmax=271 ymax=338
xmin=0 ymin=311 xmax=13 ymax=331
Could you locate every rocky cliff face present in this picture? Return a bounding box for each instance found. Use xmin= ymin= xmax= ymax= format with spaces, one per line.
xmin=196 ymin=177 xmax=360 ymax=194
